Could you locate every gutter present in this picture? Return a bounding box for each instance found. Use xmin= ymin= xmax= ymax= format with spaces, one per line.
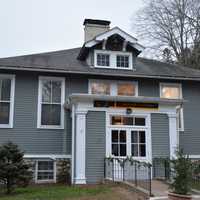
xmin=1 ymin=65 xmax=200 ymax=81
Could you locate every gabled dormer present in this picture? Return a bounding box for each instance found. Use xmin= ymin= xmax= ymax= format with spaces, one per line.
xmin=78 ymin=19 xmax=145 ymax=70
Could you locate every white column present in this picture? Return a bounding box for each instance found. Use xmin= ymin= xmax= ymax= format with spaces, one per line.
xmin=74 ymin=110 xmax=87 ymax=184
xmin=168 ymin=113 xmax=178 ymax=159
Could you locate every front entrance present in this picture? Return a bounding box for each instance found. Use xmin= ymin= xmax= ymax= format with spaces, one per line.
xmin=106 ymin=113 xmax=151 ymax=180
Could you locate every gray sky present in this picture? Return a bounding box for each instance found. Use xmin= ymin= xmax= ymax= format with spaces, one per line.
xmin=0 ymin=0 xmax=144 ymax=58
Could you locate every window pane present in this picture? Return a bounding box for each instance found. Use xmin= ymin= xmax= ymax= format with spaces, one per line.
xmin=52 ymin=81 xmax=61 ymax=103
xmin=139 ymin=131 xmax=146 ymax=143
xmin=38 ymin=161 xmax=54 ymax=170
xmin=41 ymin=104 xmax=61 ymax=125
xmin=112 ymin=144 xmax=119 ymax=156
xmin=131 ymin=131 xmax=138 ymax=143
xmin=111 ymin=116 xmax=122 ymax=125
xmin=42 ymin=80 xmax=51 ymax=103
xmin=0 ymin=79 xmax=11 ymax=101
xmin=123 ymin=117 xmax=133 ymax=125
xmin=117 ymin=55 xmax=129 ymax=68
xmin=97 ymin=54 xmax=110 ymax=66
xmin=0 ymin=102 xmax=10 ymax=124
xmin=38 ymin=172 xmax=54 ymax=180
xmin=139 ymin=144 xmax=146 ymax=157
xmin=91 ymin=82 xmax=110 ymax=95
xmin=120 ymin=144 xmax=126 ymax=156
xmin=118 ymin=83 xmax=135 ymax=96
xmin=131 ymin=144 xmax=138 ymax=156
xmin=161 ymin=85 xmax=180 ymax=99
xmin=120 ymin=130 xmax=126 ymax=142
xmin=135 ymin=118 xmax=145 ymax=126
xmin=112 ymin=130 xmax=119 ymax=143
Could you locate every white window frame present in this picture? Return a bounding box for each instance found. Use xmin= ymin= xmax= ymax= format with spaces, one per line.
xmin=159 ymin=83 xmax=182 ymax=99
xmin=35 ymin=160 xmax=56 ymax=183
xmin=106 ymin=112 xmax=151 ymax=162
xmin=159 ymin=82 xmax=184 ymax=131
xmin=94 ymin=50 xmax=133 ymax=70
xmin=0 ymin=74 xmax=15 ymax=129
xmin=88 ymin=79 xmax=138 ymax=96
xmin=37 ymin=76 xmax=65 ymax=129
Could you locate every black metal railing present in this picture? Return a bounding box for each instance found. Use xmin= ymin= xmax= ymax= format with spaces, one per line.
xmin=104 ymin=157 xmax=152 ymax=196
xmin=153 ymin=157 xmax=171 ymax=180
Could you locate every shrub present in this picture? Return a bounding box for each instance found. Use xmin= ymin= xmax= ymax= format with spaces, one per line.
xmin=170 ymin=149 xmax=193 ymax=195
xmin=0 ymin=142 xmax=32 ymax=194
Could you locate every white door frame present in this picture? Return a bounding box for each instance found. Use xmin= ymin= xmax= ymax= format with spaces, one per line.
xmin=106 ymin=110 xmax=152 ymax=163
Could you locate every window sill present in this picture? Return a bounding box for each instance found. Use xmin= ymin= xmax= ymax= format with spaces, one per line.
xmin=37 ymin=125 xmax=64 ymax=130
xmin=35 ymin=179 xmax=56 ymax=184
xmin=0 ymin=124 xmax=13 ymax=129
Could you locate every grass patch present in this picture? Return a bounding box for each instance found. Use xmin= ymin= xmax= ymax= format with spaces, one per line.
xmin=0 ymin=184 xmax=111 ymax=200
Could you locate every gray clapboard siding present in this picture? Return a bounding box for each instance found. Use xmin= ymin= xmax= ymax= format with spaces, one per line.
xmin=86 ymin=111 xmax=106 ymax=184
xmin=180 ymin=81 xmax=200 ymax=155
xmin=151 ymin=113 xmax=170 ymax=158
xmin=0 ymin=71 xmax=89 ymax=155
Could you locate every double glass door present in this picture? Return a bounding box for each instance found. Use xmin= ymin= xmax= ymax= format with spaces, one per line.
xmin=111 ymin=128 xmax=147 ymax=158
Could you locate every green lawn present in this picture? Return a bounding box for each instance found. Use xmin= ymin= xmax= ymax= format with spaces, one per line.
xmin=0 ymin=184 xmax=111 ymax=200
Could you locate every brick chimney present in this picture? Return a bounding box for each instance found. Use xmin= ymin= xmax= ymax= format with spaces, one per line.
xmin=83 ymin=19 xmax=110 ymax=42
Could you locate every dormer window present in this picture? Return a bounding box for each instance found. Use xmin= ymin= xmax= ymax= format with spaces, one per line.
xmin=117 ymin=55 xmax=129 ymax=68
xmin=97 ymin=53 xmax=110 ymax=67
xmin=94 ymin=50 xmax=133 ymax=70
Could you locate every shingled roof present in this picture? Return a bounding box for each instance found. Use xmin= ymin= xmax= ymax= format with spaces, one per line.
xmin=1 ymin=47 xmax=200 ymax=80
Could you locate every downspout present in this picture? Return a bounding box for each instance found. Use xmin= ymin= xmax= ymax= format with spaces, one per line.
xmin=71 ymin=104 xmax=75 ymax=184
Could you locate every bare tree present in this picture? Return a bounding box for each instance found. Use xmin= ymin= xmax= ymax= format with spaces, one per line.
xmin=132 ymin=0 xmax=200 ymax=68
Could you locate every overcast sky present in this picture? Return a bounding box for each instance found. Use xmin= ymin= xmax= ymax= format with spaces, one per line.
xmin=0 ymin=0 xmax=144 ymax=58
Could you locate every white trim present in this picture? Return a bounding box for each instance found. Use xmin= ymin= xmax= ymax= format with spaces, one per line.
xmin=35 ymin=160 xmax=56 ymax=183
xmin=159 ymin=82 xmax=182 ymax=99
xmin=74 ymin=110 xmax=87 ymax=184
xmin=85 ymin=27 xmax=145 ymax=52
xmin=71 ymin=104 xmax=75 ymax=184
xmin=106 ymin=110 xmax=152 ymax=163
xmin=37 ymin=76 xmax=65 ymax=129
xmin=24 ymin=154 xmax=71 ymax=159
xmin=88 ymin=79 xmax=138 ymax=97
xmin=0 ymin=74 xmax=15 ymax=129
xmin=94 ymin=50 xmax=133 ymax=70
xmin=168 ymin=113 xmax=178 ymax=159
xmin=189 ymin=155 xmax=200 ymax=159
xmin=159 ymin=82 xmax=184 ymax=131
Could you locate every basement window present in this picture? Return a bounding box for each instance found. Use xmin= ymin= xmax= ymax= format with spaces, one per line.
xmin=36 ymin=160 xmax=55 ymax=182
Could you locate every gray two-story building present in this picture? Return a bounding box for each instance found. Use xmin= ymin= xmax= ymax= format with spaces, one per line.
xmin=0 ymin=19 xmax=200 ymax=184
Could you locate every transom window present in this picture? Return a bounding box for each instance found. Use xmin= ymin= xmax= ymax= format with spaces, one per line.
xmin=89 ymin=80 xmax=138 ymax=96
xmin=38 ymin=77 xmax=65 ymax=129
xmin=0 ymin=75 xmax=15 ymax=128
xmin=36 ymin=161 xmax=55 ymax=182
xmin=117 ymin=55 xmax=129 ymax=68
xmin=111 ymin=116 xmax=146 ymax=126
xmin=131 ymin=131 xmax=146 ymax=157
xmin=112 ymin=130 xmax=127 ymax=156
xmin=97 ymin=54 xmax=110 ymax=67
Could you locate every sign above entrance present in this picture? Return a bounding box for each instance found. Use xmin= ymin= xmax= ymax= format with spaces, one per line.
xmin=94 ymin=101 xmax=159 ymax=109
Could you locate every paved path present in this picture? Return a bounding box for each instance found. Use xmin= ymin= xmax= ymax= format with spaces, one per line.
xmin=151 ymin=180 xmax=200 ymax=199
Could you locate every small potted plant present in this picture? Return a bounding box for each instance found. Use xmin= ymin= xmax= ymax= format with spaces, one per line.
xmin=168 ymin=150 xmax=192 ymax=200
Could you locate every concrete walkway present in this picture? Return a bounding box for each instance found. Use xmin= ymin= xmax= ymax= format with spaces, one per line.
xmin=151 ymin=180 xmax=200 ymax=199
xmin=151 ymin=180 xmax=169 ymax=197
